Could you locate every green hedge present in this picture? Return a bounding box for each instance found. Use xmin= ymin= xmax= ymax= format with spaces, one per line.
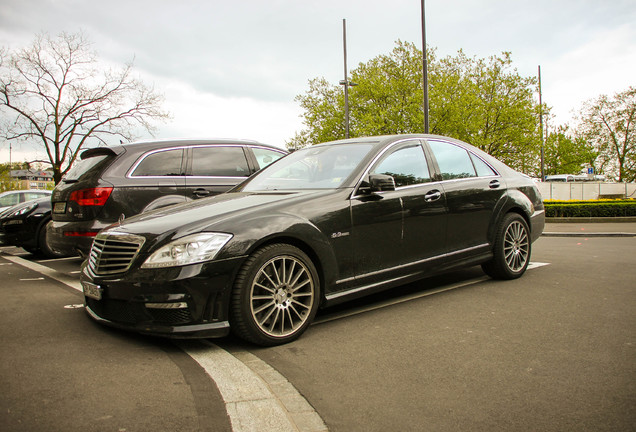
xmin=544 ymin=200 xmax=636 ymax=218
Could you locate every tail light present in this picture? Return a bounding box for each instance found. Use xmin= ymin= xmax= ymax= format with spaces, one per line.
xmin=69 ymin=187 xmax=113 ymax=206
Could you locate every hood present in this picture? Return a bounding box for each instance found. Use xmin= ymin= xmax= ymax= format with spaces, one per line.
xmin=106 ymin=190 xmax=333 ymax=238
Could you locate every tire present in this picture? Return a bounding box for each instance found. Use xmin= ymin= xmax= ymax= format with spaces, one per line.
xmin=38 ymin=220 xmax=68 ymax=259
xmin=482 ymin=213 xmax=531 ymax=280
xmin=230 ymin=243 xmax=320 ymax=346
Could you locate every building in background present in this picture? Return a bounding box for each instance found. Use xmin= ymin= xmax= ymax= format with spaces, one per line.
xmin=9 ymin=169 xmax=54 ymax=190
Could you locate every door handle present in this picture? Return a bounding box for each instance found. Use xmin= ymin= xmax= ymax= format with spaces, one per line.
xmin=489 ymin=180 xmax=501 ymax=189
xmin=192 ymin=188 xmax=211 ymax=197
xmin=424 ymin=190 xmax=442 ymax=202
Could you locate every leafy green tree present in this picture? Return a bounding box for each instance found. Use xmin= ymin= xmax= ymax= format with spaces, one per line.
xmin=576 ymin=86 xmax=636 ymax=182
xmin=288 ymin=41 xmax=542 ymax=173
xmin=0 ymin=32 xmax=170 ymax=184
xmin=543 ymin=125 xmax=595 ymax=176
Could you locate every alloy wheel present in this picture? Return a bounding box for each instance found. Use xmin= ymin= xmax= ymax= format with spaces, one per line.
xmin=249 ymin=255 xmax=315 ymax=338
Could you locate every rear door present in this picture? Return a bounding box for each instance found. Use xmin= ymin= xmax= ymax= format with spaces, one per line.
xmin=425 ymin=139 xmax=504 ymax=253
xmin=122 ymin=147 xmax=188 ymax=215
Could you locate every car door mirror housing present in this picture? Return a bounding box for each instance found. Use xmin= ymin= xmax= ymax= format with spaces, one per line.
xmin=367 ymin=174 xmax=396 ymax=192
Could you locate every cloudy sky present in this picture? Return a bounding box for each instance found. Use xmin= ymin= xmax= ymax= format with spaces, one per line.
xmin=1 ymin=0 xmax=635 ymax=164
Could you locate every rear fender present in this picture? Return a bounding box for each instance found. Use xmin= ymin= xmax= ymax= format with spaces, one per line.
xmin=142 ymin=195 xmax=189 ymax=214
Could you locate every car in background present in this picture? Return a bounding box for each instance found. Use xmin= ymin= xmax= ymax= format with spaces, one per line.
xmin=49 ymin=139 xmax=287 ymax=257
xmin=0 ymin=197 xmax=67 ymax=258
xmin=0 ymin=189 xmax=52 ymax=213
xmin=79 ymin=134 xmax=545 ymax=346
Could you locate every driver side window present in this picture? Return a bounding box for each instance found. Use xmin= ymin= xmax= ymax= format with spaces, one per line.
xmin=372 ymin=144 xmax=432 ymax=187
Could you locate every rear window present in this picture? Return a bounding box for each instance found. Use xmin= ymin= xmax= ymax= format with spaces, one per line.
xmin=63 ymin=154 xmax=112 ymax=182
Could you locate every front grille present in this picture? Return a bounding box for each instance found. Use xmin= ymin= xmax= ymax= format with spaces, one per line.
xmin=88 ymin=231 xmax=146 ymax=276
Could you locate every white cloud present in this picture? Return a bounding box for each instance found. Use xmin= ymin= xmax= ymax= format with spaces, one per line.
xmin=152 ymin=79 xmax=303 ymax=148
xmin=543 ymin=23 xmax=636 ymax=126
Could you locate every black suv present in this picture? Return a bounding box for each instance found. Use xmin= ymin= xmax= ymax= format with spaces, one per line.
xmin=48 ymin=139 xmax=286 ymax=257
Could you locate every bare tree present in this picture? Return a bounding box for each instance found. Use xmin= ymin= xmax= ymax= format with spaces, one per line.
xmin=0 ymin=32 xmax=170 ymax=183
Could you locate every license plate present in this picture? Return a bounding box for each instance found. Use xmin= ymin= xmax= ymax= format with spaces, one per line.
xmin=82 ymin=281 xmax=103 ymax=300
xmin=53 ymin=202 xmax=67 ymax=214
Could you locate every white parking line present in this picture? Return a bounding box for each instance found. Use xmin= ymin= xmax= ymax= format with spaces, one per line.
xmin=2 ymin=253 xmax=328 ymax=432
xmin=181 ymin=340 xmax=327 ymax=432
xmin=3 ymin=254 xmax=82 ymax=292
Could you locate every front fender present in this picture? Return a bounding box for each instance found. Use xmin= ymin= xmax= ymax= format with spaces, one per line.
xmin=216 ymin=213 xmax=339 ymax=293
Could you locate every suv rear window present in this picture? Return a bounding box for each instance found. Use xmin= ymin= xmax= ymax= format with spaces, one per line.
xmin=63 ymin=154 xmax=112 ymax=182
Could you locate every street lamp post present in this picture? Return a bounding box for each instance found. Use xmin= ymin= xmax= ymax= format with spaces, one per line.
xmin=421 ymin=0 xmax=429 ymax=134
xmin=340 ymin=19 xmax=357 ymax=139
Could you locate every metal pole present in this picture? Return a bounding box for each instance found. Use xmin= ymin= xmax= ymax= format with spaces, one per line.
xmin=421 ymin=0 xmax=429 ymax=134
xmin=343 ymin=18 xmax=350 ymax=139
xmin=538 ymin=65 xmax=545 ymax=180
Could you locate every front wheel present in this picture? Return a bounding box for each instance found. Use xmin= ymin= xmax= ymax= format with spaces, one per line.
xmin=230 ymin=244 xmax=320 ymax=346
xmin=482 ymin=213 xmax=531 ymax=280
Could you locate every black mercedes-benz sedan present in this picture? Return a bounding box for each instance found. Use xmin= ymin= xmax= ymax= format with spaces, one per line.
xmin=80 ymin=134 xmax=545 ymax=346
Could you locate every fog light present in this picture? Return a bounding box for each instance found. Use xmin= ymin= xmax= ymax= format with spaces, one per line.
xmin=145 ymin=302 xmax=188 ymax=309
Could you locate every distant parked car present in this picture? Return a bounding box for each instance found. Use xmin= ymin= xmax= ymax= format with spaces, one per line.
xmin=0 ymin=189 xmax=52 ymax=213
xmin=49 ymin=139 xmax=287 ymax=257
xmin=79 ymin=134 xmax=545 ymax=346
xmin=0 ymin=197 xmax=66 ymax=258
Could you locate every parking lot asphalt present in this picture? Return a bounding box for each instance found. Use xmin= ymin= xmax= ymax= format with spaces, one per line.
xmin=1 ymin=219 xmax=634 ymax=432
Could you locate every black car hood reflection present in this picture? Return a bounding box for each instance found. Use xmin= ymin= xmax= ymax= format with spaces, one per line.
xmin=109 ymin=190 xmax=334 ymax=239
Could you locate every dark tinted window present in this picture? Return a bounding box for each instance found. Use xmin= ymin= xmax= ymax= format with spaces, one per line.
xmin=470 ymin=153 xmax=497 ymax=177
xmin=132 ymin=149 xmax=185 ymax=177
xmin=428 ymin=141 xmax=476 ymax=180
xmin=372 ymin=144 xmax=431 ymax=187
xmin=63 ymin=154 xmax=111 ymax=181
xmin=191 ymin=147 xmax=250 ymax=177
xmin=252 ymin=147 xmax=285 ymax=170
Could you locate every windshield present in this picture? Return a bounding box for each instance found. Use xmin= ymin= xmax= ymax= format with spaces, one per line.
xmin=242 ymin=143 xmax=373 ymax=191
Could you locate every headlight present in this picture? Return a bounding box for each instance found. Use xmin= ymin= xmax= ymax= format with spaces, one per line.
xmin=141 ymin=232 xmax=233 ymax=268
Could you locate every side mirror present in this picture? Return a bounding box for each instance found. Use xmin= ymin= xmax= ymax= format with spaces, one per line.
xmin=358 ymin=174 xmax=396 ymax=195
xmin=370 ymin=174 xmax=396 ymax=192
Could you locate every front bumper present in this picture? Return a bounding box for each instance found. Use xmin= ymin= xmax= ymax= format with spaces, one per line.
xmin=0 ymin=216 xmax=42 ymax=249
xmin=84 ymin=305 xmax=231 ymax=338
xmin=530 ymin=208 xmax=546 ymax=243
xmin=80 ymin=255 xmax=246 ymax=339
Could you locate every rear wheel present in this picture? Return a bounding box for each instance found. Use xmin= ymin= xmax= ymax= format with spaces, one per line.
xmin=230 ymin=244 xmax=320 ymax=346
xmin=482 ymin=213 xmax=531 ymax=280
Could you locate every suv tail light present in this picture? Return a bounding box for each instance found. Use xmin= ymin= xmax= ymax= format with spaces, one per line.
xmin=69 ymin=187 xmax=113 ymax=206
